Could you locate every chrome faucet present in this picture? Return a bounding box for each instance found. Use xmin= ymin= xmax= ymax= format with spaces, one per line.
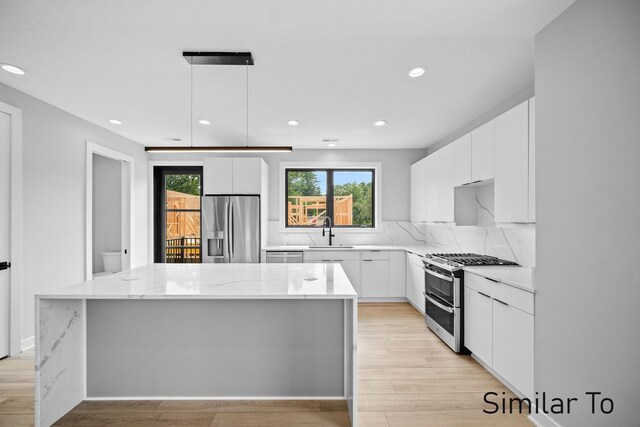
xmin=322 ymin=217 xmax=335 ymax=246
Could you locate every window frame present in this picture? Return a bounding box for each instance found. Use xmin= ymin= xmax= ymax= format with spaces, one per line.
xmin=153 ymin=166 xmax=203 ymax=263
xmin=284 ymin=167 xmax=376 ymax=229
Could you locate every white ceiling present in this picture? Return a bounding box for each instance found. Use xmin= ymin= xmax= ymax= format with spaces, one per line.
xmin=0 ymin=0 xmax=574 ymax=149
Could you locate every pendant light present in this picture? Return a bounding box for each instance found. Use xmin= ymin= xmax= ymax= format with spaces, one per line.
xmin=145 ymin=52 xmax=293 ymax=153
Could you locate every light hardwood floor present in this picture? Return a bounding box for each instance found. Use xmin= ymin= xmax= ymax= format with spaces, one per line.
xmin=0 ymin=303 xmax=532 ymax=426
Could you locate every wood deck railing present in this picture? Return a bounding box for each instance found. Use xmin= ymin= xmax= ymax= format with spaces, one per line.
xmin=166 ymin=237 xmax=201 ymax=263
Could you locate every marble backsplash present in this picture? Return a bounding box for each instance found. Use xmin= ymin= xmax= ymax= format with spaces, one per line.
xmin=267 ymin=220 xmax=428 ymax=247
xmin=268 ymin=220 xmax=534 ymax=267
xmin=423 ymin=223 xmax=535 ymax=267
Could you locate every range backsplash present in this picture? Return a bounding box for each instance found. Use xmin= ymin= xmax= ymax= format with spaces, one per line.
xmin=267 ymin=220 xmax=534 ymax=267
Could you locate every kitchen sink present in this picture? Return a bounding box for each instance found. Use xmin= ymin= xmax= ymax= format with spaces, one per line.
xmin=307 ymin=245 xmax=354 ymax=249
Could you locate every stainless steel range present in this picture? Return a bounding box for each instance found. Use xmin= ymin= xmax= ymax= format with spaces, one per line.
xmin=423 ymin=253 xmax=518 ymax=353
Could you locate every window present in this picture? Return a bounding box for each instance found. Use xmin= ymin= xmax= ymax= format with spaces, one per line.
xmin=154 ymin=167 xmax=203 ymax=263
xmin=286 ymin=169 xmax=375 ymax=228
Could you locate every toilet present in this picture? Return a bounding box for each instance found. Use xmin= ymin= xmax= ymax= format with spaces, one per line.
xmin=102 ymin=251 xmax=122 ymax=273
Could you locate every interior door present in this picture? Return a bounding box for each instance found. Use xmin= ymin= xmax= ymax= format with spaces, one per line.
xmin=0 ymin=112 xmax=11 ymax=358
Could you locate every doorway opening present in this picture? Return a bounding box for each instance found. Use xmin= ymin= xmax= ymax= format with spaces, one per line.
xmin=153 ymin=166 xmax=203 ymax=263
xmin=85 ymin=142 xmax=133 ymax=281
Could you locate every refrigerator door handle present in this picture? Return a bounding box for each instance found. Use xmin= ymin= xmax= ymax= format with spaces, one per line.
xmin=230 ymin=202 xmax=235 ymax=259
xmin=225 ymin=200 xmax=231 ymax=262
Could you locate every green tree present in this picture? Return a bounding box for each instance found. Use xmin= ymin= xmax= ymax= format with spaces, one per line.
xmin=166 ymin=174 xmax=200 ymax=196
xmin=287 ymin=171 xmax=322 ymax=196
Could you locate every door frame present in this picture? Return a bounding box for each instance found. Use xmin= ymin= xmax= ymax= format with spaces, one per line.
xmin=85 ymin=141 xmax=134 ymax=281
xmin=147 ymin=161 xmax=203 ymax=264
xmin=0 ymin=101 xmax=23 ymax=356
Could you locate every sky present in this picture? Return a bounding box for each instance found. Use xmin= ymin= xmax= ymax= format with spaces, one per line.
xmin=315 ymin=171 xmax=372 ymax=195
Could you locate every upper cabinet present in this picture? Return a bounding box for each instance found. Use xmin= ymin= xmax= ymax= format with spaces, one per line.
xmin=471 ymin=121 xmax=495 ymax=182
xmin=453 ymin=134 xmax=472 ymax=187
xmin=410 ymin=97 xmax=536 ymax=225
xmin=494 ymin=100 xmax=533 ymax=223
xmin=425 ymin=144 xmax=454 ymax=223
xmin=203 ymin=158 xmax=267 ymax=195
xmin=410 ymin=157 xmax=428 ymax=223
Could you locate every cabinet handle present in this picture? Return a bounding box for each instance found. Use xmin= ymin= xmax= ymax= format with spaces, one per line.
xmin=486 ymin=277 xmax=500 ymax=283
xmin=321 ymin=259 xmax=332 ymax=262
xmin=478 ymin=291 xmax=491 ymax=299
xmin=494 ymin=298 xmax=508 ymax=306
xmin=362 ymin=259 xmax=373 ymax=262
xmin=334 ymin=259 xmax=344 ymax=262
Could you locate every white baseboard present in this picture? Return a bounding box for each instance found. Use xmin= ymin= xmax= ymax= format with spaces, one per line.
xmin=358 ymin=297 xmax=407 ymax=303
xmin=21 ymin=335 xmax=34 ymax=351
xmin=529 ymin=412 xmax=562 ymax=427
xmin=85 ymin=396 xmax=345 ymax=401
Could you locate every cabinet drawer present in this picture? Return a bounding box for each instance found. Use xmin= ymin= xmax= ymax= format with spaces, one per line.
xmin=304 ymin=250 xmax=360 ymax=262
xmin=464 ymin=272 xmax=534 ymax=315
xmin=361 ymin=250 xmax=389 ymax=261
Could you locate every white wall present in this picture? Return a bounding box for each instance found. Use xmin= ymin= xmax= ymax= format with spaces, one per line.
xmin=0 ymin=82 xmax=148 ymax=347
xmin=149 ymin=149 xmax=428 ymax=246
xmin=92 ymin=154 xmax=122 ymax=273
xmin=534 ymin=1 xmax=640 ymax=425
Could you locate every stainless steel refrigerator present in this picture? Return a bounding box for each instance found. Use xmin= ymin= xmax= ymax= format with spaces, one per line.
xmin=201 ymin=196 xmax=260 ymax=263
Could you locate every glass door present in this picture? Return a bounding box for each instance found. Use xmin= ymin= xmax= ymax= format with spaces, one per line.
xmin=154 ymin=166 xmax=203 ymax=263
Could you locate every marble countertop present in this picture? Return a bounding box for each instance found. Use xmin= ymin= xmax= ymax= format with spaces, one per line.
xmin=263 ymin=244 xmax=534 ymax=291
xmin=264 ymin=244 xmax=429 ymax=256
xmin=463 ymin=266 xmax=534 ymax=293
xmin=36 ymin=263 xmax=357 ymax=300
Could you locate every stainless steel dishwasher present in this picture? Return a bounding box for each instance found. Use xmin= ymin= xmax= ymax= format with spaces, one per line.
xmin=265 ymin=251 xmax=304 ymax=263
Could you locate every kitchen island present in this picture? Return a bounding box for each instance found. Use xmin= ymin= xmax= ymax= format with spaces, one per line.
xmin=35 ymin=263 xmax=358 ymax=427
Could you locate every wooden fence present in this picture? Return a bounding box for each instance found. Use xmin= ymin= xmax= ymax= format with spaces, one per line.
xmin=287 ymin=195 xmax=353 ymax=225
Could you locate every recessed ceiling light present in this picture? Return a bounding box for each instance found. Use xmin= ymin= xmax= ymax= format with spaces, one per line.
xmin=328 ymin=143 xmax=336 ymax=147
xmin=1 ymin=64 xmax=26 ymax=75
xmin=108 ymin=119 xmax=123 ymax=125
xmin=408 ymin=67 xmax=426 ymax=78
xmin=287 ymin=120 xmax=300 ymax=126
xmin=374 ymin=120 xmax=387 ymax=126
xmin=198 ymin=119 xmax=211 ymax=125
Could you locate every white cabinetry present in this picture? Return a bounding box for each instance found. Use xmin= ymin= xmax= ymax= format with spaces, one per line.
xmin=410 ymin=158 xmax=428 ymax=223
xmin=389 ymin=251 xmax=406 ymax=297
xmin=425 ymin=154 xmax=438 ymax=222
xmin=494 ymin=101 xmax=530 ymax=223
xmin=471 ymin=121 xmax=494 ymax=182
xmin=453 ymin=133 xmax=472 ymax=187
xmin=405 ymin=252 xmax=425 ymax=313
xmin=304 ymin=251 xmax=362 ymax=295
xmin=203 ymin=158 xmax=233 ymax=194
xmin=493 ymin=298 xmax=534 ymax=398
xmin=203 ymin=158 xmax=266 ymax=195
xmin=464 ymin=286 xmax=493 ymax=365
xmin=304 ymin=249 xmax=406 ymax=299
xmin=361 ymin=259 xmax=390 ymax=297
xmin=464 ymin=272 xmax=534 ymax=398
xmin=425 ymin=145 xmax=454 ymax=223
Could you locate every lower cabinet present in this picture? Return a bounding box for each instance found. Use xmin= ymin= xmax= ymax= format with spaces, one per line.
xmin=360 ymin=260 xmax=389 ymax=297
xmin=493 ymin=299 xmax=534 ymax=398
xmin=338 ymin=259 xmax=362 ymax=295
xmin=464 ymin=272 xmax=534 ymax=398
xmin=405 ymin=252 xmax=425 ymax=313
xmin=464 ymin=287 xmax=493 ymax=365
xmin=304 ymin=249 xmax=405 ymax=298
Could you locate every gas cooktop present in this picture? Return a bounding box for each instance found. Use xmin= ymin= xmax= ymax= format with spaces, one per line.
xmin=425 ymin=253 xmax=519 ymax=268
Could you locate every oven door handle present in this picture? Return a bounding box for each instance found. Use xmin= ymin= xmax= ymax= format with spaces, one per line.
xmin=424 ymin=293 xmax=454 ymax=314
xmin=422 ymin=267 xmax=453 ymax=282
